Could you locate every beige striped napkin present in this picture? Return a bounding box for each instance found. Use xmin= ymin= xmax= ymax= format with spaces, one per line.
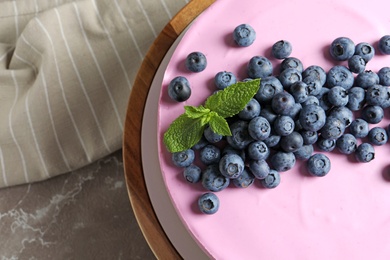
xmin=0 ymin=0 xmax=188 ymax=188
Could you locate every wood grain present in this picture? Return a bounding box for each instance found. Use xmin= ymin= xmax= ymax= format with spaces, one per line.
xmin=122 ymin=0 xmax=215 ymax=259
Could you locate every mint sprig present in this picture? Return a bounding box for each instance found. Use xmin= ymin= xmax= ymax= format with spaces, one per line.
xmin=164 ymin=78 xmax=260 ymax=153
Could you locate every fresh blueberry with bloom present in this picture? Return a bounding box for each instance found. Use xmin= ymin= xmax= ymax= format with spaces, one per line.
xmin=185 ymin=51 xmax=207 ymax=72
xmin=294 ymin=144 xmax=314 ymax=160
xmin=302 ymin=96 xmax=320 ymax=107
xmin=263 ymin=134 xmax=281 ymax=148
xmin=303 ymin=65 xmax=327 ymax=86
xmin=326 ymin=65 xmax=354 ymax=89
xmin=279 ymin=68 xmax=302 ymax=90
xmin=329 ymin=37 xmax=355 ymax=61
xmin=285 ymin=102 xmax=302 ymax=120
xmin=201 ymin=164 xmax=230 ymax=192
xmin=365 ymin=84 xmax=388 ymax=107
xmin=203 ymin=125 xmax=223 ymax=143
xmin=299 ymin=104 xmax=326 ymax=132
xmin=378 ymin=35 xmax=390 ymax=55
xmin=259 ymin=106 xmax=278 ymax=124
xmin=248 ymin=159 xmax=270 ymax=179
xmin=320 ymin=116 xmax=346 ymax=140
xmin=233 ymin=24 xmax=256 ymax=47
xmin=280 ymin=131 xmax=304 ymax=152
xmin=272 ymin=40 xmax=292 ymax=59
xmin=378 ymin=67 xmax=390 ymax=86
xmin=355 ymin=70 xmax=379 ymax=88
xmin=328 ymin=106 xmax=353 ymax=128
xmin=183 ymin=165 xmax=202 ymax=183
xmin=273 ymin=115 xmax=295 ymax=136
xmin=355 ymin=143 xmax=375 ymax=163
xmin=347 ymin=86 xmax=366 ymax=111
xmin=222 ymin=145 xmax=246 ymax=161
xmin=261 ymin=169 xmax=281 ymax=189
xmin=361 ymin=105 xmax=384 ymax=124
xmin=271 ymin=91 xmax=296 ymax=115
xmin=248 ymin=116 xmax=271 ymax=141
xmin=247 ymin=56 xmax=273 ymax=78
xmin=354 ymin=42 xmax=375 ymax=62
xmin=214 ymin=71 xmax=237 ymax=90
xmin=200 ymin=144 xmax=221 ymax=165
xmin=219 ymin=153 xmax=245 ymax=179
xmin=336 ymin=134 xmax=357 ymax=155
xmin=303 ymin=76 xmax=322 ymax=96
xmin=327 ymin=86 xmax=349 ymax=107
xmin=270 ymin=151 xmax=296 ymax=172
xmin=307 ymin=153 xmax=331 ymax=177
xmin=349 ymin=119 xmax=369 ymax=138
xmin=198 ymin=193 xmax=219 ymax=214
xmin=289 ymin=81 xmax=309 ymax=103
xmin=168 ymin=76 xmax=191 ymax=102
xmin=247 ymin=141 xmax=270 ymax=160
xmin=348 ymin=55 xmax=366 ymax=74
xmin=192 ymin=136 xmax=208 ymax=150
xmin=368 ymin=127 xmax=388 ymax=146
xmin=227 ymin=120 xmax=254 ymax=149
xmin=232 ymin=168 xmax=255 ymax=188
xmin=238 ymin=98 xmax=261 ymax=120
xmin=255 ymin=76 xmax=284 ymax=103
xmin=300 ymin=130 xmax=318 ymax=145
xmin=316 ymin=136 xmax=336 ymax=152
xmin=280 ymin=57 xmax=304 ymax=73
xmin=172 ymin=149 xmax=195 ymax=167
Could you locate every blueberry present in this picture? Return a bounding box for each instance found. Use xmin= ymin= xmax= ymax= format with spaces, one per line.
xmin=272 ymin=40 xmax=292 ymax=59
xmin=280 ymin=131 xmax=304 ymax=152
xmin=368 ymin=127 xmax=388 ymax=146
xmin=289 ymin=81 xmax=309 ymax=103
xmin=238 ymin=98 xmax=261 ymax=120
xmin=316 ymin=136 xmax=336 ymax=152
xmin=278 ymin=68 xmax=302 ymax=90
xmin=302 ymin=76 xmax=322 ymax=96
xmin=222 ymin=145 xmax=246 ymax=161
xmin=172 ymin=149 xmax=195 ymax=167
xmin=255 ymin=76 xmax=284 ymax=103
xmin=307 ymin=153 xmax=331 ymax=177
xmin=227 ymin=120 xmax=254 ymax=149
xmin=329 ymin=37 xmax=355 ymax=61
xmin=347 ymin=86 xmax=366 ymax=111
xmin=328 ymin=106 xmax=354 ymax=127
xmin=168 ymin=76 xmax=191 ymax=102
xmin=233 ymin=24 xmax=256 ymax=47
xmin=365 ymin=84 xmax=388 ymax=107
xmin=327 ymin=86 xmax=349 ymax=107
xmin=270 ymin=151 xmax=296 ymax=172
xmin=183 ymin=165 xmax=202 ymax=183
xmin=326 ymin=65 xmax=354 ymax=90
xmin=263 ymin=134 xmax=281 ymax=148
xmin=204 ymin=125 xmax=223 ymax=143
xmin=378 ymin=35 xmax=390 ymax=55
xmin=185 ymin=52 xmax=207 ymax=72
xmin=355 ymin=42 xmax=375 ymax=62
xmin=198 ymin=193 xmax=219 ymax=214
xmin=378 ymin=67 xmax=390 ymax=86
xmin=281 ymin=57 xmax=304 ymax=73
xmin=355 ymin=143 xmax=375 ymax=163
xmin=302 ymin=96 xmax=320 ymax=107
xmin=349 ymin=119 xmax=369 ymax=138
xmin=294 ymin=144 xmax=314 ymax=160
xmin=271 ymin=92 xmax=296 ymax=115
xmin=320 ymin=116 xmax=346 ymax=140
xmin=247 ymin=56 xmax=273 ymax=78
xmin=259 ymin=106 xmax=278 ymax=124
xmin=300 ymin=130 xmax=318 ymax=145
xmin=336 ymin=134 xmax=357 ymax=154
xmin=348 ymin=55 xmax=366 ymax=74
xmin=361 ymin=105 xmax=384 ymax=124
xmin=247 ymin=117 xmax=271 ymax=142
xmin=247 ymin=141 xmax=270 ymax=160
xmin=232 ymin=168 xmax=255 ymax=188
xmin=192 ymin=136 xmax=208 ymax=150
xmin=200 ymin=144 xmax=221 ymax=165
xmin=303 ymin=65 xmax=327 ymax=86
xmin=286 ymin=102 xmax=302 ymax=120
xmin=317 ymin=87 xmax=333 ymax=111
xmin=249 ymin=159 xmax=270 ymax=179
xmin=202 ymin=164 xmax=230 ymax=192
xmin=214 ymin=71 xmax=237 ymax=90
xmin=298 ymin=104 xmax=326 ymax=132
xmin=219 ymin=153 xmax=245 ymax=179
xmin=273 ymin=115 xmax=295 ymax=136
xmin=261 ymin=169 xmax=281 ymax=189
xmin=355 ymin=70 xmax=379 ymax=89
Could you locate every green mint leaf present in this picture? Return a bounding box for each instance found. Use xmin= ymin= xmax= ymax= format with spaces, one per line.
xmin=204 ymin=78 xmax=260 ymax=118
xmin=209 ymin=112 xmax=231 ymax=136
xmin=184 ymin=105 xmax=210 ymax=118
xmin=163 ymin=113 xmax=207 ymax=153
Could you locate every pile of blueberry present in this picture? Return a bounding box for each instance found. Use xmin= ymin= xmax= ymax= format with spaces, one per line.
xmin=167 ymin=24 xmax=390 ymax=214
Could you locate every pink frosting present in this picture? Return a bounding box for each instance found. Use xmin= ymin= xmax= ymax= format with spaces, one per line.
xmin=157 ymin=0 xmax=390 ymax=259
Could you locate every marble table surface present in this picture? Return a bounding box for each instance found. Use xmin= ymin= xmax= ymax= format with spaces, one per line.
xmin=0 ymin=150 xmax=155 ymax=259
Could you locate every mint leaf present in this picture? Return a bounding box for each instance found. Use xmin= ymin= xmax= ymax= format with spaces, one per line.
xmin=209 ymin=112 xmax=231 ymax=136
xmin=205 ymin=79 xmax=260 ymax=118
xmin=163 ymin=114 xmax=206 ymax=153
xmin=184 ymin=105 xmax=210 ymax=118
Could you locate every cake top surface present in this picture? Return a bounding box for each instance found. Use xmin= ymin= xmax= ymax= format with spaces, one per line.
xmin=157 ymin=0 xmax=390 ymax=259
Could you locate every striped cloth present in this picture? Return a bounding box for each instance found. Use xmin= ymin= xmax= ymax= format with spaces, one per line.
xmin=0 ymin=0 xmax=188 ymax=188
